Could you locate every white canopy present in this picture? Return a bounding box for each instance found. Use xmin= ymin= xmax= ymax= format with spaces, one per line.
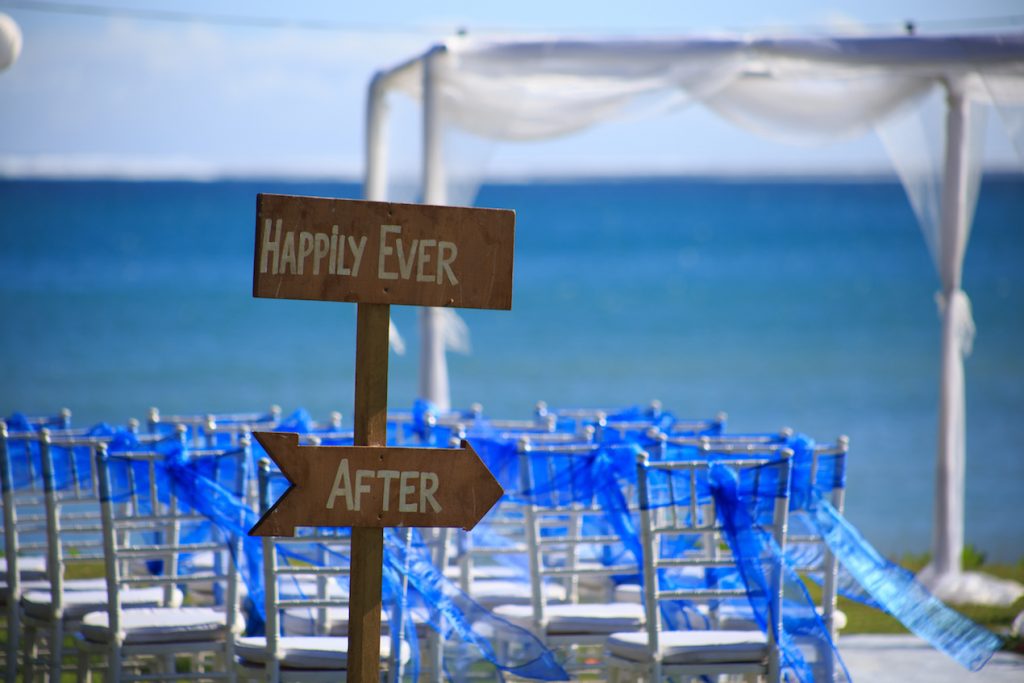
xmin=364 ymin=32 xmax=1024 ymax=602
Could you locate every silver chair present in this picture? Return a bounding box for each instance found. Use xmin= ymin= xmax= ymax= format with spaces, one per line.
xmin=20 ymin=428 xmax=153 ymax=683
xmin=604 ymin=449 xmax=793 ymax=682
xmin=231 ymin=458 xmax=406 ymax=682
xmin=148 ymin=406 xmax=282 ymax=447
xmin=491 ymin=439 xmax=644 ymax=676
xmin=1 ymin=424 xmax=50 ymax=683
xmin=74 ymin=437 xmax=249 ymax=683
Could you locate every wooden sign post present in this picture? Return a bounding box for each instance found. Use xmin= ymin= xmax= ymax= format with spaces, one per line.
xmin=249 ymin=194 xmax=514 ymax=682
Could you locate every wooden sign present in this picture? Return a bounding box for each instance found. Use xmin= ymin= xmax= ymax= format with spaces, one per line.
xmin=246 ymin=192 xmax=515 ymax=683
xmin=253 ymin=194 xmax=515 ymax=310
xmin=248 ymin=431 xmax=503 ymax=536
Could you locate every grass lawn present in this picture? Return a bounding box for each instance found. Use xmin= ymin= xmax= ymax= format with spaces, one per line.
xmin=4 ymin=553 xmax=1022 ymax=678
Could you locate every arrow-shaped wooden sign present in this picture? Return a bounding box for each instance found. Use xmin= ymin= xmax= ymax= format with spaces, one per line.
xmin=249 ymin=431 xmax=503 ymax=537
xmin=247 ymin=194 xmax=515 ymax=681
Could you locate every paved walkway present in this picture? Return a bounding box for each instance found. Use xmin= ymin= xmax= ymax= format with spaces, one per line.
xmin=840 ymin=635 xmax=1024 ymax=682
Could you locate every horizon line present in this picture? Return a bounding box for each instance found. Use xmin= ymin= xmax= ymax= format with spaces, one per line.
xmin=1 ymin=156 xmax=1021 ymax=183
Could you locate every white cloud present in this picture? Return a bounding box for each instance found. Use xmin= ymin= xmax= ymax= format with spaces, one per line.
xmin=0 ymin=15 xmax=433 ymax=171
xmin=0 ymin=152 xmax=363 ymax=180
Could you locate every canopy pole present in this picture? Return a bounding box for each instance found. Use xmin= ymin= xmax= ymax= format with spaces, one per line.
xmin=419 ymin=45 xmax=451 ymax=412
xmin=930 ymin=82 xmax=970 ymax=584
xmin=364 ymin=71 xmax=389 ymax=202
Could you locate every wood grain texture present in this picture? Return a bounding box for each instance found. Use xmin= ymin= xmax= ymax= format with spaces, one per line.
xmin=253 ymin=194 xmax=515 ymax=310
xmin=354 ymin=303 xmax=389 ymax=447
xmin=348 ymin=527 xmax=383 ymax=683
xmin=349 ymin=302 xmax=389 ymax=683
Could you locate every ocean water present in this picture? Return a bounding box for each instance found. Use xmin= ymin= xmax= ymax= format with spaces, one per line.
xmin=1 ymin=177 xmax=1022 ymax=560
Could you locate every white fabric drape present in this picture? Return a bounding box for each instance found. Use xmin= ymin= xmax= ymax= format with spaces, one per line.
xmin=366 ymin=34 xmax=1024 ymax=585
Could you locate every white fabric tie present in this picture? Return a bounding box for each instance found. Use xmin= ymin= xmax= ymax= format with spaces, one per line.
xmin=935 ymin=289 xmax=976 ymax=358
xmin=438 ymin=308 xmax=472 ymax=355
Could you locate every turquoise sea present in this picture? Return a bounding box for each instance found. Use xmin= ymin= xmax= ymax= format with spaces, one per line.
xmin=1 ymin=177 xmax=1022 ymax=560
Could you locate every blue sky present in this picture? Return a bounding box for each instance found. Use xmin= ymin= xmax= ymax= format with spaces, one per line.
xmin=0 ymin=0 xmax=1021 ymax=178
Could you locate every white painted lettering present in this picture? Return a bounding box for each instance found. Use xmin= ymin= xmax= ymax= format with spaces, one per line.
xmin=337 ymin=230 xmax=351 ymax=275
xmin=260 ymin=218 xmax=282 ymax=274
xmin=396 ymin=236 xmax=418 ymax=280
xmin=420 ymin=472 xmax=441 ymax=513
xmin=399 ymin=470 xmax=419 ymax=512
xmin=326 ymin=459 xmax=353 ymax=511
xmin=378 ymin=224 xmax=400 ymax=280
xmin=348 ymin=235 xmax=367 ymax=277
xmin=438 ymin=241 xmax=458 ymax=285
xmin=354 ymin=469 xmax=374 ymax=513
xmin=313 ymin=234 xmax=330 ymax=275
xmin=297 ymin=232 xmax=314 ymax=275
xmin=416 ymin=239 xmax=437 ymax=283
xmin=377 ymin=470 xmax=399 ymax=512
xmin=329 ymin=226 xmax=339 ymax=275
xmin=280 ymin=232 xmax=297 ymax=274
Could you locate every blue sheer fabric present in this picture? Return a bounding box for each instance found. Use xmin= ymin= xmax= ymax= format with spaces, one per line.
xmin=809 ymin=493 xmax=1001 ymax=671
xmin=3 ymin=405 xmax=1007 ymax=680
xmin=706 ymin=460 xmax=850 ymax=683
xmin=256 ymin=446 xmax=569 ymax=681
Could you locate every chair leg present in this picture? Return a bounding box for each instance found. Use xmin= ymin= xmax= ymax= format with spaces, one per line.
xmin=427 ymin=630 xmax=443 ymax=683
xmin=22 ymin=624 xmax=37 ymax=683
xmin=161 ymin=653 xmax=176 ymax=677
xmin=106 ymin=644 xmax=122 ymax=683
xmin=75 ymin=648 xmax=91 ymax=683
xmin=4 ymin=601 xmax=19 ymax=683
xmin=48 ymin=620 xmax=64 ymax=683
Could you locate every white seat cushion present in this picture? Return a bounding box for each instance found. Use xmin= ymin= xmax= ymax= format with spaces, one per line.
xmin=0 ymin=555 xmax=48 ymax=581
xmin=466 ymin=580 xmax=566 ymax=608
xmin=716 ymin=603 xmax=848 ymax=631
xmin=443 ymin=564 xmax=524 ymax=582
xmin=21 ymin=586 xmax=176 ymax=620
xmin=235 ymin=636 xmax=409 ymax=670
xmin=282 ymin=607 xmax=349 ymax=637
xmin=182 ymin=550 xmax=216 ymax=571
xmin=79 ymin=606 xmax=236 ymax=644
xmin=282 ymin=606 xmax=431 ymax=637
xmin=3 ymin=577 xmax=106 ymax=602
xmin=277 ymin=578 xmax=348 ymax=601
xmin=493 ymin=602 xmax=645 ymax=635
xmin=613 ymin=583 xmax=642 ymax=603
xmin=606 ymin=629 xmax=768 ymax=665
xmin=2 ymin=578 xmax=50 ymax=598
xmin=194 ymin=575 xmax=346 ymax=602
xmin=63 ymin=578 xmax=109 ymax=592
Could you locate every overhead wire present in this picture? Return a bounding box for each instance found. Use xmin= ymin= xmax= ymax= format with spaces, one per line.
xmin=1 ymin=0 xmax=1023 ymax=36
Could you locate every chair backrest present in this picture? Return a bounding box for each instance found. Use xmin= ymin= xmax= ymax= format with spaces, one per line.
xmin=95 ymin=436 xmax=249 ymax=638
xmin=517 ymin=439 xmax=640 ymax=625
xmin=794 ymin=436 xmax=849 ymax=642
xmin=635 ymin=449 xmax=793 ymax=678
xmin=255 ymin=457 xmax=351 ymax=651
xmin=665 ymin=411 xmax=728 ymax=437
xmin=36 ymin=428 xmax=117 ymax=615
xmin=148 ymin=406 xmax=281 ymax=447
xmin=0 ymin=424 xmax=49 ymax=597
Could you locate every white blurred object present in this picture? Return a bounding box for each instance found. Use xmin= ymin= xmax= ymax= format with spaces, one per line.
xmin=0 ymin=13 xmax=22 ymax=72
xmin=388 ymin=318 xmax=405 ymax=355
xmin=916 ymin=565 xmax=1024 ymax=608
xmin=1012 ymin=609 xmax=1024 ymax=637
xmin=438 ymin=308 xmax=471 ymax=355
